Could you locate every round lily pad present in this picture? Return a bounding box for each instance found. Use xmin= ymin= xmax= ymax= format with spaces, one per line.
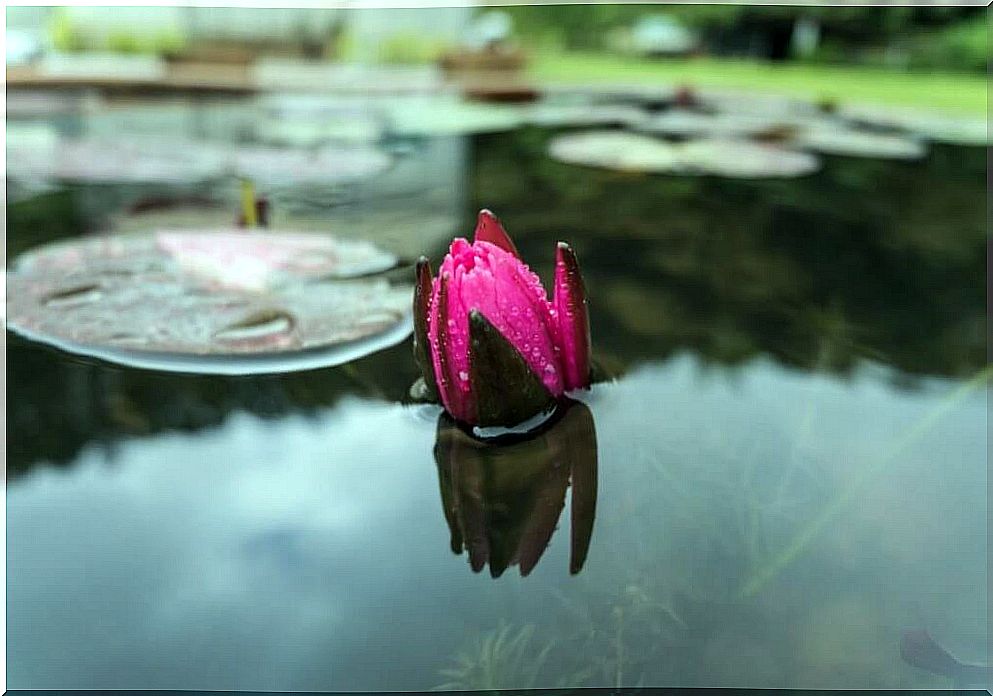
xmin=7 ymin=136 xmax=228 ymax=184
xmin=254 ymin=94 xmax=386 ymax=145
xmin=109 ymin=201 xmax=460 ymax=261
xmin=675 ymin=138 xmax=820 ymax=178
xmin=548 ymin=131 xmax=681 ymax=173
xmin=704 ymin=92 xmax=812 ymax=118
xmin=548 ymin=131 xmax=819 ymax=179
xmin=638 ymin=108 xmax=806 ymax=139
xmin=839 ymin=105 xmax=989 ymax=147
xmin=386 ymin=98 xmax=524 ymax=137
xmin=791 ymin=125 xmax=927 ymax=160
xmin=230 ymin=144 xmax=393 ymax=185
xmin=522 ymin=102 xmax=648 ymax=128
xmin=7 ymin=231 xmax=412 ymax=374
xmin=7 ymin=136 xmax=393 ymax=188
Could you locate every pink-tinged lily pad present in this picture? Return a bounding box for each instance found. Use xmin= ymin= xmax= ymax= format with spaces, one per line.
xmin=548 ymin=131 xmax=819 ymax=179
xmin=791 ymin=125 xmax=927 ymax=160
xmin=109 ymin=203 xmax=460 ymax=262
xmin=7 ymin=231 xmax=411 ymax=374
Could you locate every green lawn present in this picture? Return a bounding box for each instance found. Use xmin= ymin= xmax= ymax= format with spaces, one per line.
xmin=529 ymin=52 xmax=987 ymax=115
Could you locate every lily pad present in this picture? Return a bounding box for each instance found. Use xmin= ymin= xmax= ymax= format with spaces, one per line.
xmin=6 ymin=135 xmax=228 ymax=184
xmin=638 ymin=108 xmax=807 ymax=139
xmin=548 ymin=131 xmax=682 ymax=173
xmin=229 ymin=144 xmax=393 ymax=186
xmin=386 ymin=97 xmax=524 ymax=137
xmin=675 ymin=138 xmax=820 ymax=178
xmin=6 ymin=136 xmax=393 ymax=188
xmin=254 ymin=117 xmax=384 ymax=147
xmin=791 ymin=125 xmax=927 ymax=160
xmin=704 ymin=91 xmax=813 ymax=118
xmin=839 ymin=105 xmax=989 ymax=147
xmin=110 ymin=201 xmax=460 ymax=261
xmin=548 ymin=131 xmax=819 ymax=179
xmin=522 ymin=102 xmax=648 ymax=128
xmin=7 ymin=231 xmax=412 ymax=374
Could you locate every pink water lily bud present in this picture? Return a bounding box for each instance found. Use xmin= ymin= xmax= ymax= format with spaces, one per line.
xmin=415 ymin=210 xmax=592 ymax=427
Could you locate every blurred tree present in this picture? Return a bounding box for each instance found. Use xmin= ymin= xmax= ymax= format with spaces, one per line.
xmin=498 ymin=4 xmax=985 ymax=66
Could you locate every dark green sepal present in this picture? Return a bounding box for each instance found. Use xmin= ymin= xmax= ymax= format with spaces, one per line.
xmin=412 ymin=256 xmax=439 ymax=402
xmin=468 ymin=309 xmax=555 ymax=427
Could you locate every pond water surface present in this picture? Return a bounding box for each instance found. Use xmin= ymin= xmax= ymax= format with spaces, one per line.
xmin=6 ymin=103 xmax=988 ymax=690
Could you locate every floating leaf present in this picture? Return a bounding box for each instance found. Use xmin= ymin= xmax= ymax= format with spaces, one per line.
xmin=675 ymin=138 xmax=820 ymax=178
xmin=6 ymin=135 xmax=227 ymax=184
xmin=548 ymin=131 xmax=819 ymax=179
xmin=7 ymin=231 xmax=412 ymax=374
xmin=839 ymin=105 xmax=989 ymax=147
xmin=791 ymin=125 xmax=927 ymax=160
xmin=255 ymin=94 xmax=385 ymax=145
xmin=522 ymin=102 xmax=648 ymax=128
xmin=638 ymin=108 xmax=808 ymax=139
xmin=386 ymin=97 xmax=524 ymax=137
xmin=6 ymin=136 xmax=392 ymax=187
xmin=230 ymin=144 xmax=392 ymax=186
xmin=110 ymin=203 xmax=461 ymax=262
xmin=548 ymin=131 xmax=681 ymax=173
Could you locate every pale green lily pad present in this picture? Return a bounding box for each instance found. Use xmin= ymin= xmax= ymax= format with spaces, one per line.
xmin=7 ymin=135 xmax=228 ymax=184
xmin=7 ymin=231 xmax=411 ymax=374
xmin=230 ymin=144 xmax=393 ymax=186
xmin=522 ymin=102 xmax=648 ymax=128
xmin=254 ymin=118 xmax=384 ymax=147
xmin=548 ymin=131 xmax=682 ymax=173
xmin=386 ymin=97 xmax=524 ymax=137
xmin=7 ymin=135 xmax=392 ymax=187
xmin=548 ymin=131 xmax=819 ymax=179
xmin=639 ymin=108 xmax=807 ymax=139
xmin=839 ymin=105 xmax=989 ymax=147
xmin=254 ymin=94 xmax=385 ymax=145
xmin=792 ymin=125 xmax=927 ymax=160
xmin=704 ymin=92 xmax=813 ymax=118
xmin=676 ymin=138 xmax=820 ymax=178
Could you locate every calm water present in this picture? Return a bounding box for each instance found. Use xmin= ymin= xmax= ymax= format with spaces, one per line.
xmin=6 ymin=101 xmax=988 ymax=690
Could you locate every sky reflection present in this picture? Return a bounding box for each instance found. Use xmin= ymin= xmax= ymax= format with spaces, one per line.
xmin=8 ymin=355 xmax=986 ymax=689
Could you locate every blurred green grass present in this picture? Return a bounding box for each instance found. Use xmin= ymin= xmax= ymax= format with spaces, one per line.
xmin=529 ymin=52 xmax=988 ymax=115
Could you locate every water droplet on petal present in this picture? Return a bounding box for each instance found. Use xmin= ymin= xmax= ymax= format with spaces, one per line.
xmin=458 ymin=370 xmax=469 ymax=381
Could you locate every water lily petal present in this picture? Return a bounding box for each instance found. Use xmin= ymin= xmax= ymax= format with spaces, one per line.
xmin=458 ymin=241 xmax=564 ymax=395
xmin=429 ymin=269 xmax=474 ymax=423
xmin=472 ymin=209 xmax=520 ymax=258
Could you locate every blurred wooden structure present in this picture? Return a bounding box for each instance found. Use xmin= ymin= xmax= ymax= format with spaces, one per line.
xmin=438 ymin=47 xmax=537 ymax=103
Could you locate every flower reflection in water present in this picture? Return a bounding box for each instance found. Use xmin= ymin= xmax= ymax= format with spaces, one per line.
xmin=433 ymin=398 xmax=598 ymax=578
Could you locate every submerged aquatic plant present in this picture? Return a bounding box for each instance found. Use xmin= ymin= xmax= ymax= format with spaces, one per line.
xmin=413 ymin=209 xmax=592 ymax=427
xmin=434 ymin=622 xmax=556 ymax=691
